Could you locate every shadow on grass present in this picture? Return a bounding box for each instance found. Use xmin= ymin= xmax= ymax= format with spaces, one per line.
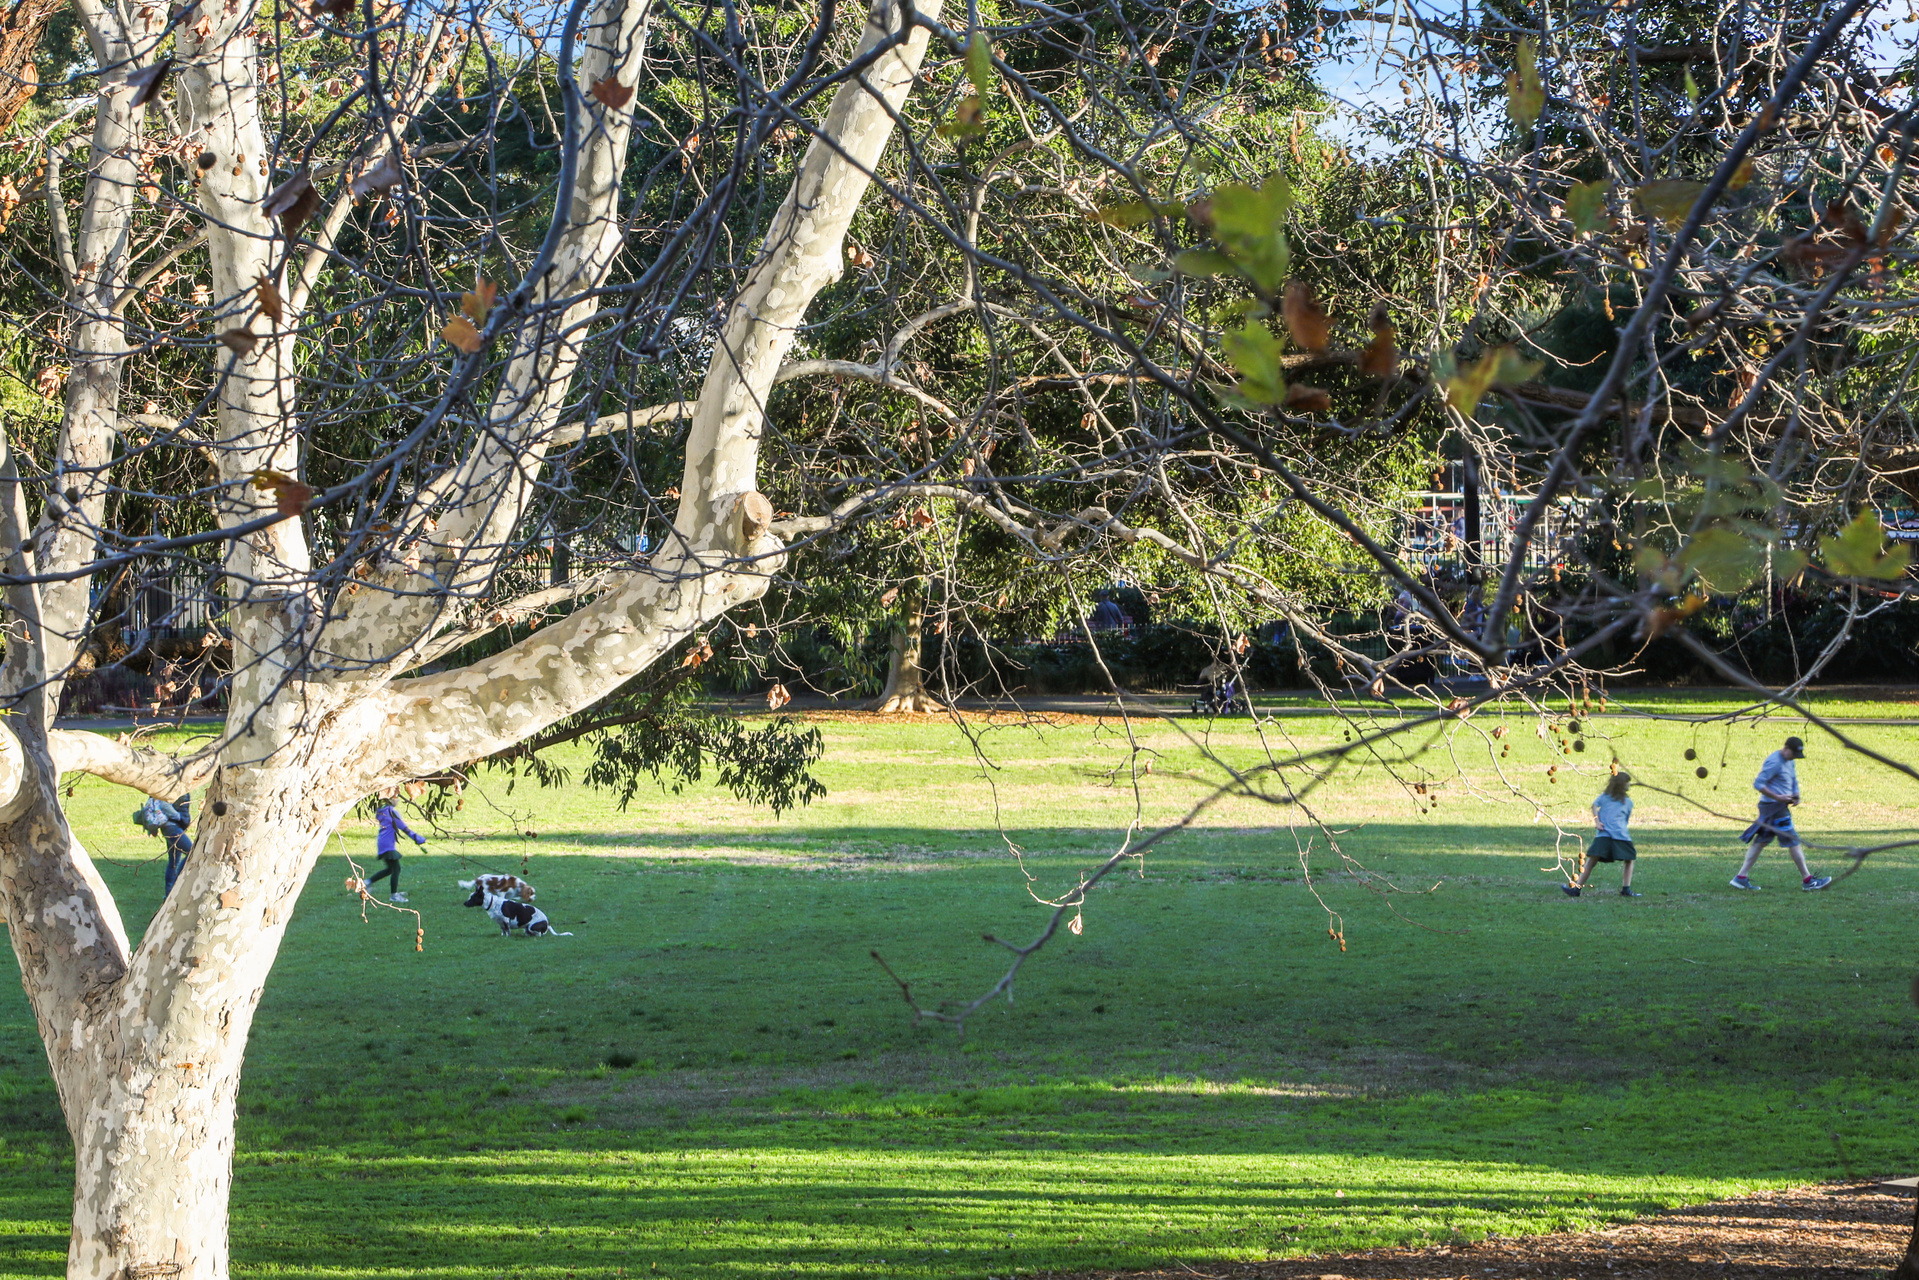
xmin=1 ymin=1065 xmax=1912 ymax=1278
xmin=0 ymin=827 xmax=1912 ymax=1278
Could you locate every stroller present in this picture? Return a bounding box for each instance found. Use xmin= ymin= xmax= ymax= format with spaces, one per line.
xmin=1189 ymin=677 xmax=1249 ymax=717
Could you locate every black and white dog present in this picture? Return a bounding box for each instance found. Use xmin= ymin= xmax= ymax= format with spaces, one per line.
xmin=464 ymin=886 xmax=572 ymax=937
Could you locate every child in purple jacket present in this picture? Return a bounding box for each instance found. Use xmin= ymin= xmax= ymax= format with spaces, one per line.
xmin=364 ymin=802 xmax=426 ymax=903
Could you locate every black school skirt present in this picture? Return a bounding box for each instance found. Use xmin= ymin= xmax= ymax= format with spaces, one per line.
xmin=1586 ymin=835 xmax=1636 ymax=862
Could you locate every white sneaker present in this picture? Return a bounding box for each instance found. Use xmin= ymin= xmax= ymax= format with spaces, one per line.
xmin=391 ymin=892 xmax=409 ymax=904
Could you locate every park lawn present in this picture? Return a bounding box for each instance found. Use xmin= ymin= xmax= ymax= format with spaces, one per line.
xmin=1217 ymin=684 xmax=1919 ymax=720
xmin=0 ymin=707 xmax=1913 ymax=1277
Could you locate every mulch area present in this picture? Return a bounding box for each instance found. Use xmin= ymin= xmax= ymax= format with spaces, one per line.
xmin=1042 ymin=1184 xmax=1913 ymax=1280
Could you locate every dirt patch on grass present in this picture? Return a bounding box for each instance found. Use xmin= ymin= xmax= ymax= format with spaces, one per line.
xmin=1044 ymin=1182 xmax=1911 ymax=1280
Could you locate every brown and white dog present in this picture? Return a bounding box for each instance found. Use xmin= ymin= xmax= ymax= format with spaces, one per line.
xmin=458 ymin=873 xmax=536 ymax=903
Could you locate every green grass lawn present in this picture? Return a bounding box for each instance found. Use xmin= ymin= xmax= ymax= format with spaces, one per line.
xmin=1212 ymin=683 xmax=1919 ymax=720
xmin=0 ymin=703 xmax=1916 ymax=1277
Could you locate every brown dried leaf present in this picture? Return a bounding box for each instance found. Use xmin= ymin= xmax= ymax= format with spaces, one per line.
xmin=679 ymin=638 xmax=714 ymax=669
xmin=255 ymin=273 xmax=282 ymax=325
xmin=218 ymin=328 xmax=258 ymax=355
xmin=262 ymin=170 xmax=320 ymax=237
xmin=1878 ymin=209 xmax=1903 ymax=252
xmin=310 ymin=0 xmax=352 ymax=18
xmin=251 ymin=469 xmax=316 ymax=516
xmin=1780 ymin=233 xmax=1848 ymax=277
xmin=1823 ymin=197 xmax=1868 ymax=248
xmin=1283 ymin=382 xmax=1331 ymax=413
xmin=349 ymin=150 xmax=404 ymax=200
xmin=1360 ymin=304 xmax=1397 ymax=378
xmin=765 ymin=683 xmax=792 ymax=711
xmin=1281 ymin=280 xmax=1330 ymax=352
xmin=127 ymin=57 xmax=174 ymax=107
xmin=588 ymin=77 xmax=634 ymax=109
xmin=461 ymin=279 xmax=497 ymax=325
xmin=441 ymin=315 xmax=483 ymax=353
xmin=880 ymin=586 xmax=900 ymax=607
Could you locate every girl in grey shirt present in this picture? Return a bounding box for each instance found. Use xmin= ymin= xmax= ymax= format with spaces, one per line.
xmin=1563 ymin=772 xmax=1640 ymax=897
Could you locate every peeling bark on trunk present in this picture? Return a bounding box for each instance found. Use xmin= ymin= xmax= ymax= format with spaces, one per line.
xmin=870 ymin=587 xmax=943 ymax=714
xmin=0 ymin=0 xmax=60 ymax=132
xmin=66 ymin=1052 xmax=243 ymax=1280
xmin=0 ymin=0 xmax=948 ymax=1273
xmin=50 ymin=739 xmax=362 ymax=1279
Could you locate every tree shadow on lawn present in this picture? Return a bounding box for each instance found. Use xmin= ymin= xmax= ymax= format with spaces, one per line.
xmin=0 ymin=827 xmax=1911 ymax=1277
xmin=0 ymin=1137 xmax=1817 ymax=1279
xmin=2 ymin=1062 xmax=1911 ymax=1279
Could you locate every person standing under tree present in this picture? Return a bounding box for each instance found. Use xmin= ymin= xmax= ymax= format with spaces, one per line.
xmin=1563 ymin=772 xmax=1641 ymax=897
xmin=1730 ymin=735 xmax=1831 ymax=891
xmin=364 ymin=800 xmax=426 ymax=903
xmin=133 ymin=794 xmax=194 ymax=895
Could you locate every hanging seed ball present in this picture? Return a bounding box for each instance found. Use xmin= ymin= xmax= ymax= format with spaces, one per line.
xmin=1573 ymin=739 xmax=1587 ymax=752
xmin=1696 ymin=766 xmax=1709 ymax=779
xmin=1568 ymin=719 xmax=1583 ymax=733
xmin=197 ymin=150 xmax=217 ymax=170
xmin=1684 ymin=747 xmax=1698 ymax=761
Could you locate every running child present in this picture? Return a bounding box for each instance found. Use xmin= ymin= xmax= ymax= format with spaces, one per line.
xmin=1563 ymin=772 xmax=1640 ymax=897
xmin=364 ymin=800 xmax=426 ymax=903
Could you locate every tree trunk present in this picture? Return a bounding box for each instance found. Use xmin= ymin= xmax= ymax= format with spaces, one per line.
xmin=0 ymin=0 xmax=948 ymax=1272
xmin=53 ymin=772 xmax=343 ymax=1280
xmin=1894 ymin=1198 xmax=1919 ymax=1280
xmin=870 ymin=587 xmax=942 ymax=713
xmin=65 ymin=1055 xmax=242 ymax=1280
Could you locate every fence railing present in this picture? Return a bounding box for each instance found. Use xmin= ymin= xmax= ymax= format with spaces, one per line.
xmin=1396 ymin=491 xmax=1594 ymax=575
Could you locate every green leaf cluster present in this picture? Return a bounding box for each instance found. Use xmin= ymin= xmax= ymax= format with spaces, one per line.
xmin=1821 ymin=510 xmax=1913 ymax=582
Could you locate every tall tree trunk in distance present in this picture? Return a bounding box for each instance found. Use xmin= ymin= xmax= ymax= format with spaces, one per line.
xmin=870 ymin=583 xmax=943 ymax=713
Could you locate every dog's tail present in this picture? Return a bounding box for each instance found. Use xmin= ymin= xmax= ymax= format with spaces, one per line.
xmin=457 ymin=879 xmax=475 ymax=889
xmin=550 ymin=930 xmax=574 ymax=937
